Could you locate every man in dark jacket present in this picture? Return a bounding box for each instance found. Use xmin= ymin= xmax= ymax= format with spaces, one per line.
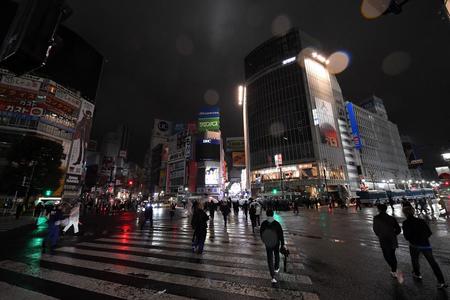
xmin=402 ymin=206 xmax=447 ymax=289
xmin=373 ymin=204 xmax=402 ymax=280
xmin=260 ymin=209 xmax=285 ymax=283
xmin=220 ymin=201 xmax=231 ymax=228
xmin=191 ymin=203 xmax=209 ymax=254
xmin=42 ymin=203 xmax=64 ymax=254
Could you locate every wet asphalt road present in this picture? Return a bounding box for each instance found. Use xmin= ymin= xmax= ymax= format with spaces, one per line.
xmin=284 ymin=203 xmax=450 ymax=300
xmin=1 ymin=203 xmax=449 ymax=299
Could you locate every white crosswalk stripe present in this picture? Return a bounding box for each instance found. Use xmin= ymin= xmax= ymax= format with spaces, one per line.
xmin=0 ymin=213 xmax=319 ymax=300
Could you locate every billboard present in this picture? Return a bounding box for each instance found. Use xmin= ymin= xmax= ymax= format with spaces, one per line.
xmin=153 ymin=119 xmax=173 ymax=137
xmin=315 ymin=97 xmax=339 ymax=147
xmin=226 ymin=137 xmax=244 ymax=152
xmin=67 ymin=99 xmax=95 ymax=175
xmin=232 ymin=152 xmax=246 ymax=167
xmin=205 ymin=166 xmax=220 ymax=185
xmin=346 ymin=102 xmax=362 ymax=150
xmin=198 ymin=106 xmax=220 ymax=132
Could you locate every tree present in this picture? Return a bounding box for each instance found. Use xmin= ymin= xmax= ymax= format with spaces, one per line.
xmin=0 ymin=136 xmax=63 ymax=198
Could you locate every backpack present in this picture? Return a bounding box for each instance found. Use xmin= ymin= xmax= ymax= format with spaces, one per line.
xmin=261 ymin=225 xmax=278 ymax=248
xmin=249 ymin=204 xmax=256 ymax=215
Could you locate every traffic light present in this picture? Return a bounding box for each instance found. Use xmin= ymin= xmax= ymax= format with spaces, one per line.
xmin=44 ymin=189 xmax=52 ymax=196
xmin=128 ymin=180 xmax=133 ymax=186
xmin=272 ymin=188 xmax=278 ymax=195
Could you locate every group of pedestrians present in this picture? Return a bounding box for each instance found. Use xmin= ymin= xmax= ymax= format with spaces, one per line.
xmin=373 ymin=203 xmax=447 ymax=289
xmin=187 ymin=196 xmax=287 ymax=284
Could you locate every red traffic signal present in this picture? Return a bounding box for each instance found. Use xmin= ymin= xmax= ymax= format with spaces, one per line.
xmin=128 ymin=180 xmax=134 ymax=186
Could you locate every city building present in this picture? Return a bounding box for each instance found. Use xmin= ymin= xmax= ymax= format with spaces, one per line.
xmin=224 ymin=137 xmax=246 ymax=197
xmin=345 ymin=96 xmax=410 ymax=190
xmin=243 ymin=28 xmax=350 ymax=199
xmin=0 ymin=68 xmax=96 ymax=199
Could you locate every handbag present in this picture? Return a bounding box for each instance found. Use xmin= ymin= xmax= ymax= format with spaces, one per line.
xmin=280 ymin=245 xmax=290 ymax=272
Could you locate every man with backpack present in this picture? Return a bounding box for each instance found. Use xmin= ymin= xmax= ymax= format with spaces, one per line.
xmin=260 ymin=209 xmax=285 ymax=283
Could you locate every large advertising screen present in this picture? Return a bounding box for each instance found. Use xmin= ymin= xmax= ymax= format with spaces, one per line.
xmin=67 ymin=100 xmax=95 ymax=175
xmin=198 ymin=106 xmax=220 ymax=132
xmin=315 ymin=97 xmax=339 ymax=148
xmin=196 ymin=140 xmax=220 ymax=160
xmin=205 ymin=166 xmax=220 ymax=185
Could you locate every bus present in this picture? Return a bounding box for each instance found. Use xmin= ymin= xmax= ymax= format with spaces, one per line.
xmin=386 ymin=189 xmax=406 ymax=203
xmin=405 ymin=189 xmax=436 ymax=200
xmin=356 ymin=190 xmax=388 ymax=206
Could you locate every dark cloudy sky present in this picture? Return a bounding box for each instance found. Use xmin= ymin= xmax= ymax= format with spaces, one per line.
xmin=65 ymin=0 xmax=450 ymax=170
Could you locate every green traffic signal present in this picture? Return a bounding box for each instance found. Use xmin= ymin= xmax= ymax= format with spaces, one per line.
xmin=44 ymin=189 xmax=52 ymax=197
xmin=272 ymin=189 xmax=278 ymax=195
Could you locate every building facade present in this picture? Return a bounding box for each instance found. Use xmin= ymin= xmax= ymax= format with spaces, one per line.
xmin=345 ymin=97 xmax=410 ymax=189
xmin=244 ymin=29 xmax=349 ymax=198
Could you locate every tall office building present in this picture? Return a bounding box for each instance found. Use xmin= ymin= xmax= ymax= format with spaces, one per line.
xmin=243 ymin=29 xmax=350 ymax=198
xmin=345 ymin=97 xmax=410 ymax=189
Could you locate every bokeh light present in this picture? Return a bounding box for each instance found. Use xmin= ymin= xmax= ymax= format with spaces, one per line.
xmin=360 ymin=0 xmax=391 ymax=19
xmin=176 ymin=35 xmax=194 ymax=56
xmin=204 ymin=89 xmax=220 ymax=105
xmin=327 ymin=51 xmax=350 ymax=74
xmin=382 ymin=51 xmax=411 ymax=76
xmin=271 ymin=15 xmax=291 ymax=36
xmin=296 ymin=47 xmax=316 ymax=69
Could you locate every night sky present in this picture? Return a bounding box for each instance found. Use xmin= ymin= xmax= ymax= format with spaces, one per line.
xmin=65 ymin=0 xmax=450 ymax=172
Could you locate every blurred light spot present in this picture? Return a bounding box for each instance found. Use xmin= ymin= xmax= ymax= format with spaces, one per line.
xmin=176 ymin=35 xmax=194 ymax=56
xmin=269 ymin=122 xmax=285 ymax=137
xmin=382 ymin=51 xmax=411 ymax=75
xmin=204 ymin=89 xmax=220 ymax=105
xmin=271 ymin=15 xmax=291 ymax=36
xmin=297 ymin=47 xmax=316 ymax=69
xmin=327 ymin=51 xmax=350 ymax=74
xmin=361 ymin=0 xmax=391 ymax=19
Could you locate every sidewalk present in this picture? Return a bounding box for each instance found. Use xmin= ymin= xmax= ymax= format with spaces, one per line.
xmin=0 ymin=215 xmax=36 ymax=236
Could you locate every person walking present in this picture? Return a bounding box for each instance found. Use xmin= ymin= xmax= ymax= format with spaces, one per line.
xmin=355 ymin=197 xmax=362 ymax=211
xmin=419 ymin=198 xmax=428 ymax=214
xmin=427 ymin=197 xmax=435 ymax=215
xmin=208 ymin=200 xmax=216 ymax=220
xmin=169 ymin=202 xmax=176 ymax=221
xmin=255 ymin=200 xmax=262 ymax=226
xmin=191 ymin=202 xmax=209 ymax=254
xmin=293 ymin=199 xmax=299 ymax=215
xmin=388 ymin=195 xmax=395 ymax=212
xmin=260 ymin=209 xmax=285 ymax=284
xmin=42 ymin=203 xmax=64 ymax=254
xmin=373 ymin=204 xmax=403 ymax=281
xmin=402 ymin=206 xmax=447 ymax=288
xmin=242 ymin=200 xmax=249 ymax=221
xmin=63 ymin=202 xmax=81 ymax=235
xmin=249 ymin=198 xmax=257 ymax=233
xmin=15 ymin=202 xmax=23 ymax=220
xmin=220 ymin=201 xmax=231 ymax=228
xmin=140 ymin=203 xmax=153 ymax=229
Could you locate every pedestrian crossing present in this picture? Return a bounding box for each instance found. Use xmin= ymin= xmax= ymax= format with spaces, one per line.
xmin=0 ymin=212 xmax=319 ymax=300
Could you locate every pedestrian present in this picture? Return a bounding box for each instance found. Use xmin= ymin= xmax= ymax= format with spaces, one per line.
xmin=191 ymin=202 xmax=209 ymax=254
xmin=15 ymin=202 xmax=23 ymax=220
xmin=419 ymin=198 xmax=428 ymax=214
xmin=140 ymin=203 xmax=153 ymax=229
xmin=373 ymin=204 xmax=403 ymax=281
xmin=220 ymin=201 xmax=231 ymax=227
xmin=293 ymin=199 xmax=299 ymax=215
xmin=255 ymin=200 xmax=262 ymax=226
xmin=249 ymin=198 xmax=257 ymax=233
xmin=243 ymin=200 xmax=249 ymax=221
xmin=355 ymin=197 xmax=362 ymax=211
xmin=233 ymin=201 xmax=239 ymax=215
xmin=388 ymin=195 xmax=395 ymax=212
xmin=401 ymin=197 xmax=411 ymax=208
xmin=42 ymin=203 xmax=64 ymax=254
xmin=438 ymin=197 xmax=448 ymax=217
xmin=260 ymin=209 xmax=285 ymax=284
xmin=208 ymin=200 xmax=216 ymax=219
xmin=34 ymin=201 xmax=43 ymax=217
xmin=426 ymin=197 xmax=435 ymax=215
xmin=63 ymin=202 xmax=81 ymax=235
xmin=402 ymin=206 xmax=447 ymax=289
xmin=169 ymin=202 xmax=176 ymax=221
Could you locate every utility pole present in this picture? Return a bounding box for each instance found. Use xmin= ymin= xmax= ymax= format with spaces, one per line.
xmin=24 ymin=161 xmax=37 ymax=206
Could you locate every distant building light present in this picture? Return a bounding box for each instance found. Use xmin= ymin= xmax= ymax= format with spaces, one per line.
xmin=282 ymin=57 xmax=296 ymax=65
xmin=442 ymin=152 xmax=450 ymax=161
xmin=310 ymin=50 xmax=328 ymax=65
xmin=202 ymin=139 xmax=211 ymax=144
xmin=238 ymin=85 xmax=246 ymax=106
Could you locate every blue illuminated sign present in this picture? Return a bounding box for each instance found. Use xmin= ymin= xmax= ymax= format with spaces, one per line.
xmin=346 ymin=102 xmax=362 ymax=150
